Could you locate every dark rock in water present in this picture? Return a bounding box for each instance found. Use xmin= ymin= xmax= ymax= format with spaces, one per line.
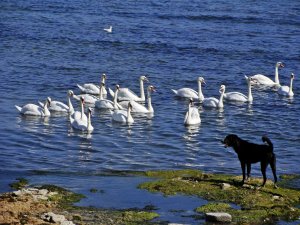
xmin=205 ymin=212 xmax=232 ymax=223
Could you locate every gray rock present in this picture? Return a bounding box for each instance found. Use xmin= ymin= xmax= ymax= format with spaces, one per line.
xmin=205 ymin=212 xmax=232 ymax=223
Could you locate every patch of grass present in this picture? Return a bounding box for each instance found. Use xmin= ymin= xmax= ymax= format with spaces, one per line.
xmin=9 ymin=178 xmax=29 ymax=190
xmin=138 ymin=169 xmax=300 ymax=224
xmin=120 ymin=211 xmax=159 ymax=224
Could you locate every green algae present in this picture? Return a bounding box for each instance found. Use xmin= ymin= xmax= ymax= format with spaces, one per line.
xmin=118 ymin=211 xmax=159 ymax=224
xmin=138 ymin=169 xmax=300 ymax=224
xmin=9 ymin=178 xmax=29 ymax=190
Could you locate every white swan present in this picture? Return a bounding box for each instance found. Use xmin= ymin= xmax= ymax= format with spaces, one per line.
xmin=184 ymin=99 xmax=201 ymax=125
xmin=278 ymin=73 xmax=295 ymax=97
xmin=95 ymin=84 xmax=123 ymax=110
xmin=119 ymin=85 xmax=156 ymax=113
xmin=224 ymin=76 xmax=253 ymax=103
xmin=75 ymin=94 xmax=99 ymax=105
xmin=202 ymin=85 xmax=226 ymax=108
xmin=250 ymin=62 xmax=284 ymax=87
xmin=39 ymin=90 xmax=75 ymax=113
xmin=71 ymin=96 xmax=88 ymax=122
xmin=15 ymin=97 xmax=51 ymax=117
xmin=77 ymin=73 xmax=107 ymax=95
xmin=104 ymin=26 xmax=112 ymax=33
xmin=109 ymin=75 xmax=148 ymax=102
xmin=172 ymin=77 xmax=205 ymax=101
xmin=70 ymin=107 xmax=94 ymax=132
xmin=112 ymin=102 xmax=134 ymax=124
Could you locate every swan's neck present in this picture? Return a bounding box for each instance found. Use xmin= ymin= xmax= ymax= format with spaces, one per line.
xmin=44 ymin=101 xmax=50 ymax=116
xmin=68 ymin=95 xmax=74 ymax=113
xmin=275 ymin=66 xmax=280 ymax=85
xmin=218 ymin=91 xmax=225 ymax=108
xmin=187 ymin=104 xmax=192 ymax=122
xmin=99 ymin=85 xmax=104 ymax=100
xmin=101 ymin=76 xmax=106 ymax=84
xmin=289 ymin=78 xmax=293 ymax=95
xmin=147 ymin=90 xmax=153 ymax=113
xmin=140 ymin=79 xmax=145 ymax=100
xmin=127 ymin=107 xmax=134 ymax=123
xmin=87 ymin=112 xmax=92 ymax=130
xmin=247 ymin=81 xmax=253 ymax=103
xmin=113 ymin=89 xmax=119 ymax=108
xmin=80 ymin=101 xmax=84 ymax=119
xmin=198 ymin=81 xmax=204 ymax=101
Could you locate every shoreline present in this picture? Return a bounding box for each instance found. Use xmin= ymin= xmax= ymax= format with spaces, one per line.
xmin=1 ymin=170 xmax=300 ymax=224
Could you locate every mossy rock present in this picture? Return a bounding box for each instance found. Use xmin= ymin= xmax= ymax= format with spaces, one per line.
xmin=138 ymin=169 xmax=300 ymax=224
xmin=118 ymin=211 xmax=159 ymax=224
xmin=38 ymin=184 xmax=85 ymax=208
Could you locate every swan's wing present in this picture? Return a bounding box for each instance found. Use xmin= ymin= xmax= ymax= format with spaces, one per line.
xmin=50 ymin=101 xmax=69 ymax=111
xmin=95 ymin=99 xmax=114 ymax=109
xmin=130 ymin=101 xmax=148 ymax=113
xmin=118 ymin=88 xmax=138 ymax=99
xmin=278 ymin=86 xmax=289 ymax=96
xmin=251 ymin=74 xmax=274 ymax=85
xmin=202 ymin=97 xmax=218 ymax=108
xmin=112 ymin=110 xmax=127 ymax=123
xmin=176 ymin=88 xmax=198 ymax=99
xmin=224 ymin=92 xmax=247 ymax=102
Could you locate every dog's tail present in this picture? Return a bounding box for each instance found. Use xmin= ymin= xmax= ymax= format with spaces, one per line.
xmin=262 ymin=136 xmax=273 ymax=151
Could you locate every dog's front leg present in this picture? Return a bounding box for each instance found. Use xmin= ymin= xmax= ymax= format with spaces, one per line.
xmin=240 ymin=161 xmax=246 ymax=185
xmin=246 ymin=163 xmax=251 ymax=181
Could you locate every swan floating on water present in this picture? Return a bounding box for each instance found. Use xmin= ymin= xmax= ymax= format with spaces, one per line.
xmin=250 ymin=62 xmax=284 ymax=87
xmin=71 ymin=96 xmax=88 ymax=122
xmin=184 ymin=98 xmax=201 ymax=125
xmin=104 ymin=26 xmax=112 ymax=33
xmin=112 ymin=102 xmax=134 ymax=124
xmin=224 ymin=76 xmax=253 ymax=103
xmin=95 ymin=84 xmax=123 ymax=110
xmin=172 ymin=77 xmax=205 ymax=101
xmin=70 ymin=107 xmax=93 ymax=132
xmin=278 ymin=73 xmax=295 ymax=97
xmin=77 ymin=73 xmax=107 ymax=95
xmin=39 ymin=90 xmax=75 ymax=113
xmin=202 ymin=85 xmax=226 ymax=109
xmin=119 ymin=85 xmax=156 ymax=113
xmin=15 ymin=97 xmax=51 ymax=117
xmin=109 ymin=75 xmax=148 ymax=102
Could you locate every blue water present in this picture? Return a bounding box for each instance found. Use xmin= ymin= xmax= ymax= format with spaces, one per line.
xmin=1 ymin=0 xmax=300 ymax=223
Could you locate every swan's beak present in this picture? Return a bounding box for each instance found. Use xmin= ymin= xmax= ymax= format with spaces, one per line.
xmin=279 ymin=63 xmax=284 ymax=68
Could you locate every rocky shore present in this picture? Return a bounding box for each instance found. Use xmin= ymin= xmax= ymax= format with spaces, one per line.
xmin=1 ymin=171 xmax=300 ymax=224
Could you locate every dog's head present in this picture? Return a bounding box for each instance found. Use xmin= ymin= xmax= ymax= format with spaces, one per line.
xmin=221 ymin=134 xmax=239 ymax=148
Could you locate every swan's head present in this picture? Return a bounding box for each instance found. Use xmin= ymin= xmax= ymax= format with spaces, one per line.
xmin=80 ymin=96 xmax=85 ymax=105
xmin=219 ymin=85 xmax=226 ymax=93
xmin=88 ymin=107 xmax=93 ymax=115
xmin=128 ymin=101 xmax=133 ymax=110
xmin=189 ymin=98 xmax=194 ymax=106
xmin=291 ymin=73 xmax=295 ymax=79
xmin=115 ymin=84 xmax=120 ymax=90
xmin=47 ymin=97 xmax=52 ymax=105
xmin=198 ymin=77 xmax=206 ymax=84
xmin=148 ymin=85 xmax=156 ymax=92
xmin=276 ymin=62 xmax=284 ymax=68
xmin=140 ymin=75 xmax=149 ymax=82
xmin=102 ymin=73 xmax=106 ymax=79
xmin=68 ymin=90 xmax=74 ymax=96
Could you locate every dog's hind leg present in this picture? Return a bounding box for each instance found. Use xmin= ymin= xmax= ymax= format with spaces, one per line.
xmin=240 ymin=161 xmax=246 ymax=185
xmin=270 ymin=154 xmax=278 ymax=188
xmin=246 ymin=163 xmax=251 ymax=180
xmin=261 ymin=162 xmax=268 ymax=187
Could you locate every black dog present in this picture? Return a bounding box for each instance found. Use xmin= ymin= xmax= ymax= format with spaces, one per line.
xmin=221 ymin=134 xmax=277 ymax=187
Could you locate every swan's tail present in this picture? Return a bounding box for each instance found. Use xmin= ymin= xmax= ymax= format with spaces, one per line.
xmin=171 ymin=89 xmax=178 ymax=95
xmin=109 ymin=88 xmax=115 ymax=98
xmin=262 ymin=136 xmax=273 ymax=151
xmin=15 ymin=105 xmax=22 ymax=112
xmin=38 ymin=101 xmax=44 ymax=107
xmin=77 ymin=84 xmax=85 ymax=92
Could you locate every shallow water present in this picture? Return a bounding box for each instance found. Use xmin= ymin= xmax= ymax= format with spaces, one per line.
xmin=1 ymin=0 xmax=300 ymax=223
